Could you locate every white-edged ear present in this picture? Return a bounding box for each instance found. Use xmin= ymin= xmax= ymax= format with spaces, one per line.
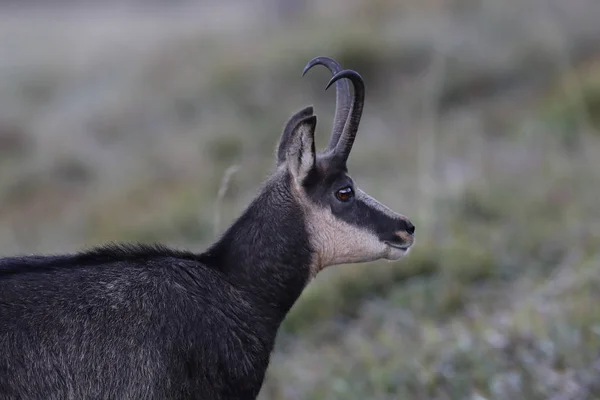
xmin=285 ymin=115 xmax=317 ymax=185
xmin=276 ymin=106 xmax=314 ymax=167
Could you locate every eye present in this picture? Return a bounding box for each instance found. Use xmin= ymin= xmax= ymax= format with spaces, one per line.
xmin=335 ymin=186 xmax=354 ymax=202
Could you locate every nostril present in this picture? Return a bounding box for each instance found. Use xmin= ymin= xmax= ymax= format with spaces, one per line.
xmin=406 ymin=221 xmax=415 ymax=235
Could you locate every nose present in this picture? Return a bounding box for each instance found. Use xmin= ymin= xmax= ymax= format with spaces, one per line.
xmin=404 ymin=220 xmax=415 ymax=235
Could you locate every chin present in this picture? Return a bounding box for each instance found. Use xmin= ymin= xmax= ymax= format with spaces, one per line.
xmin=384 ymin=246 xmax=410 ymax=261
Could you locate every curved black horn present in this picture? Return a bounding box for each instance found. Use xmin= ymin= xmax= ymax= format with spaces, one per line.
xmin=302 ymin=56 xmax=351 ymax=151
xmin=325 ymin=69 xmax=365 ymax=162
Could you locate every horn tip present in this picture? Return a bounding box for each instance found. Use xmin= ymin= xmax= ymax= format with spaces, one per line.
xmin=302 ymin=56 xmax=343 ymax=77
xmin=326 ymin=69 xmax=364 ymax=89
xmin=302 ymin=57 xmax=322 ymax=77
xmin=301 ymin=65 xmax=311 ymax=77
xmin=325 ymin=79 xmax=335 ymax=91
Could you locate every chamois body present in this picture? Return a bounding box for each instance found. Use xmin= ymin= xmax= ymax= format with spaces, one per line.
xmin=0 ymin=56 xmax=415 ymax=400
xmin=0 ymin=173 xmax=309 ymax=400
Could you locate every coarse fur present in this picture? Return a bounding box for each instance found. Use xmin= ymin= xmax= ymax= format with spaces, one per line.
xmin=0 ymin=57 xmax=415 ymax=400
xmin=1 ymin=174 xmax=309 ymax=400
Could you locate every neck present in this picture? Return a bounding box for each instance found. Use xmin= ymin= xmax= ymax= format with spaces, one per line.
xmin=199 ymin=174 xmax=313 ymax=319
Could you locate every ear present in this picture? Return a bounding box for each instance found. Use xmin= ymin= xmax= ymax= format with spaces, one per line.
xmin=276 ymin=106 xmax=314 ymax=167
xmin=284 ymin=115 xmax=317 ymax=185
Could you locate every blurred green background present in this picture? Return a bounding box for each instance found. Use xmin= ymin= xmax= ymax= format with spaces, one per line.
xmin=2 ymin=0 xmax=600 ymax=398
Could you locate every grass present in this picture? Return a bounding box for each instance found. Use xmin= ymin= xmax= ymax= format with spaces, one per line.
xmin=1 ymin=0 xmax=600 ymax=398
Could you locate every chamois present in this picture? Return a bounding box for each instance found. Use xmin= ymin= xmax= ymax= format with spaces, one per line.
xmin=0 ymin=56 xmax=415 ymax=400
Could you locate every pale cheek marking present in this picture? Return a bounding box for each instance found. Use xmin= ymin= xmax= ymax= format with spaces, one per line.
xmin=291 ymin=181 xmax=403 ymax=280
xmin=304 ymin=207 xmax=388 ymax=278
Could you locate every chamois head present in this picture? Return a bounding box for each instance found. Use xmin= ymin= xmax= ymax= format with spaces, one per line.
xmin=274 ymin=56 xmax=415 ymax=277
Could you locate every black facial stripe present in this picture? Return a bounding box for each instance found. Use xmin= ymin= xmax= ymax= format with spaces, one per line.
xmin=300 ymin=156 xmax=405 ymax=242
xmin=304 ymin=170 xmax=352 ymax=203
xmin=333 ymin=197 xmax=400 ymax=237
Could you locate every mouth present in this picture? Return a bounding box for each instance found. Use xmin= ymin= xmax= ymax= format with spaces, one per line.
xmin=384 ymin=241 xmax=411 ymax=251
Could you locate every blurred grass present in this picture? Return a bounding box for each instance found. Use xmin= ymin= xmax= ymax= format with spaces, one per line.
xmin=1 ymin=0 xmax=600 ymax=398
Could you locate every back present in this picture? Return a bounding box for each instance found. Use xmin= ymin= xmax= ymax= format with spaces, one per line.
xmin=0 ymin=246 xmax=270 ymax=400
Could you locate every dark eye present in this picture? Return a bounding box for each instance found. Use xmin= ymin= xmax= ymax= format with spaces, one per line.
xmin=335 ymin=186 xmax=354 ymax=202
